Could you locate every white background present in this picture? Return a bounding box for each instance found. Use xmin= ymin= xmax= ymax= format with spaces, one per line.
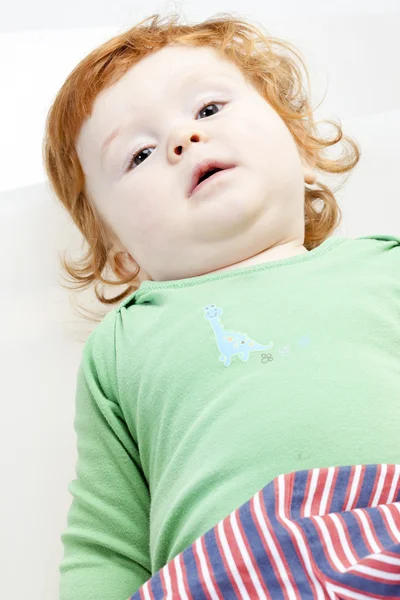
xmin=1 ymin=1 xmax=399 ymax=599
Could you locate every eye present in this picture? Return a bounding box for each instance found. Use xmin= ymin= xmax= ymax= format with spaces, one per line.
xmin=126 ymin=101 xmax=226 ymax=172
xmin=196 ymin=101 xmax=223 ymax=120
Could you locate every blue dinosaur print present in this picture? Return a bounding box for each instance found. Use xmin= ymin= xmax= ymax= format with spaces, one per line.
xmin=203 ymin=304 xmax=274 ymax=367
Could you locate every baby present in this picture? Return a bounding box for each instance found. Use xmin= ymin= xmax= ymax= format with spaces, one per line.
xmin=43 ymin=12 xmax=400 ymax=600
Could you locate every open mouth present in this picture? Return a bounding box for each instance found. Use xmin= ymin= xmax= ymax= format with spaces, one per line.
xmin=191 ymin=166 xmax=235 ymax=196
xmin=197 ymin=167 xmax=224 ymax=185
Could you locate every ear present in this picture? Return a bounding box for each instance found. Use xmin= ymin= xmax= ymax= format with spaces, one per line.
xmin=303 ymin=166 xmax=317 ymax=185
xmin=111 ymin=246 xmax=153 ymax=284
xmin=111 ymin=247 xmax=140 ymax=280
xmin=301 ymin=153 xmax=317 ymax=185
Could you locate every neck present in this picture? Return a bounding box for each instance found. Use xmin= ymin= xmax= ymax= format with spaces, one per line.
xmin=208 ymin=240 xmax=308 ymax=276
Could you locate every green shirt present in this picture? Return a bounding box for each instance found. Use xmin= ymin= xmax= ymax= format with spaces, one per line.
xmin=59 ymin=234 xmax=400 ymax=600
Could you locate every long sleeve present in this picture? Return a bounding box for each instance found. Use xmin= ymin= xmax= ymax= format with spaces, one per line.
xmin=59 ymin=312 xmax=151 ymax=600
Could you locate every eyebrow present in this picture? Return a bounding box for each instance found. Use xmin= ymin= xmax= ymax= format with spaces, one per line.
xmin=100 ymin=71 xmax=234 ymax=160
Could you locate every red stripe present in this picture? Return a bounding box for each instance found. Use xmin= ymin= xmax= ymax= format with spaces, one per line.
xmin=148 ymin=577 xmax=155 ymax=600
xmin=192 ymin=537 xmax=216 ymax=600
xmin=300 ymin=469 xmax=315 ymax=518
xmin=324 ymin=466 xmax=339 ymax=515
xmin=278 ymin=510 xmax=400 ymax=600
xmin=214 ymin=519 xmax=243 ymax=598
xmin=311 ymin=468 xmax=329 ymax=516
xmin=342 ymin=465 xmax=366 ymax=511
xmin=329 ymin=586 xmax=400 ymax=600
xmin=179 ymin=552 xmax=193 ymax=599
xmin=384 ymin=550 xmax=400 ymax=559
xmin=352 ymin=509 xmax=381 ymax=555
xmin=159 ymin=566 xmax=167 ymax=598
xmin=272 ymin=476 xmax=303 ymax=600
xmin=249 ymin=493 xmax=292 ymax=598
xmin=350 ymin=566 xmax=400 ymax=585
xmin=363 ymin=508 xmax=385 ymax=551
xmin=196 ymin=534 xmax=222 ymax=600
xmin=311 ymin=515 xmax=347 ymax=573
xmin=342 ymin=465 xmax=357 ymax=511
xmin=391 ymin=466 xmax=400 ymax=503
xmin=322 ymin=513 xmax=353 ymax=569
xmin=378 ymin=503 xmax=400 ymax=545
xmin=379 ymin=464 xmax=396 ymax=504
xmin=369 ymin=464 xmax=383 ymax=507
xmin=334 ymin=512 xmax=361 ymax=562
xmin=222 ymin=511 xmax=260 ymax=597
xmin=362 ymin=555 xmax=400 ymax=574
xmin=274 ymin=471 xmax=400 ymax=599
xmin=169 ymin=556 xmax=178 ymax=595
xmin=234 ymin=508 xmax=272 ymax=598
xmin=274 ymin=475 xmax=326 ymax=598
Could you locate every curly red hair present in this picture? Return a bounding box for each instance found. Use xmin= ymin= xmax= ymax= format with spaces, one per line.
xmin=42 ymin=11 xmax=360 ymax=323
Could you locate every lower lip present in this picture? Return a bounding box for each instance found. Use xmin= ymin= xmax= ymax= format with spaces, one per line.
xmin=190 ymin=167 xmax=236 ymax=197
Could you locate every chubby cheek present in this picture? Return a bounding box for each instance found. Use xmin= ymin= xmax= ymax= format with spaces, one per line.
xmin=245 ymin=99 xmax=300 ymax=166
xmin=118 ymin=192 xmax=170 ymax=248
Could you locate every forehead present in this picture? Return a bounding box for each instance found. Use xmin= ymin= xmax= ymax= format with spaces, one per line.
xmin=112 ymin=43 xmax=244 ymax=90
xmin=77 ymin=44 xmax=246 ymax=164
xmin=94 ymin=44 xmax=244 ymax=114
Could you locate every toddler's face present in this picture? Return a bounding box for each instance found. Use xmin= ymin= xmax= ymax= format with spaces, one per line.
xmin=76 ymin=44 xmax=314 ymax=282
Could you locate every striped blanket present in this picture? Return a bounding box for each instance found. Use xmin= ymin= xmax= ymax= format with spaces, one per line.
xmin=128 ymin=464 xmax=400 ymax=599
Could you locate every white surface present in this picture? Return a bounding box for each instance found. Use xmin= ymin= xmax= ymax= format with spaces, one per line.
xmin=1 ymin=0 xmax=400 ymax=32
xmin=3 ymin=12 xmax=400 ymax=193
xmin=1 ymin=4 xmax=399 ymax=600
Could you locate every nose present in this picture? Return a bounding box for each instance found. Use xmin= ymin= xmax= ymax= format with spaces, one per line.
xmin=168 ymin=126 xmax=209 ymax=161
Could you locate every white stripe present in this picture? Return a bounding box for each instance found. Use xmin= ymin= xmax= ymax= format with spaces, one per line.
xmin=277 ymin=475 xmax=332 ymax=600
xmin=379 ymin=503 xmax=400 ymax=542
xmin=303 ymin=468 xmax=319 ymax=517
xmin=344 ymin=465 xmax=362 ymax=512
xmin=392 ymin=502 xmax=400 ymax=515
xmin=352 ymin=563 xmax=400 ymax=581
xmin=175 ymin=554 xmax=189 ymax=599
xmin=329 ymin=513 xmax=358 ymax=565
xmin=218 ymin=519 xmax=250 ymax=599
xmin=371 ymin=463 xmax=387 ymax=507
xmin=195 ymin=537 xmax=220 ymax=600
xmin=370 ymin=552 xmax=400 ymax=566
xmin=230 ymin=510 xmax=268 ymax=599
xmin=313 ymin=515 xmax=346 ymax=572
xmin=353 ymin=509 xmax=381 ymax=554
xmin=326 ymin=581 xmax=374 ymax=599
xmin=319 ymin=467 xmax=335 ymax=515
xmin=253 ymin=491 xmax=297 ymax=600
xmin=386 ymin=464 xmax=400 ymax=504
xmin=163 ymin=563 xmax=172 ymax=599
xmin=143 ymin=580 xmax=151 ymax=600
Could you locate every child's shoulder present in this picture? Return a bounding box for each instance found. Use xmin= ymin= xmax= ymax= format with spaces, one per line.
xmin=351 ymin=234 xmax=400 ymax=269
xmin=82 ymin=307 xmax=118 ymax=359
xmin=355 ymin=233 xmax=400 ymax=247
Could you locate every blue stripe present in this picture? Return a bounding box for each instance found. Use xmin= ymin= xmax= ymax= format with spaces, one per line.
xmin=338 ymin=510 xmax=370 ymax=558
xmin=329 ymin=465 xmax=352 ymax=513
xmin=332 ymin=560 xmax=400 ymax=597
xmin=296 ymin=517 xmax=347 ymax=581
xmin=296 ymin=514 xmax=400 ymax=596
xmin=149 ymin=570 xmax=164 ymax=599
xmin=237 ymin=493 xmax=285 ymax=598
xmin=366 ymin=505 xmax=397 ymax=549
xmin=129 ymin=465 xmax=400 ymax=600
xmin=289 ymin=469 xmax=309 ymax=519
xmin=203 ymin=526 xmax=237 ymax=598
xmin=355 ymin=464 xmax=379 ymax=509
xmin=262 ymin=477 xmax=315 ymax=597
xmin=182 ymin=545 xmax=208 ymax=600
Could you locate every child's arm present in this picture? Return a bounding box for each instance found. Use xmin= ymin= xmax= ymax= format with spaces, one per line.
xmin=59 ymin=314 xmax=151 ymax=600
